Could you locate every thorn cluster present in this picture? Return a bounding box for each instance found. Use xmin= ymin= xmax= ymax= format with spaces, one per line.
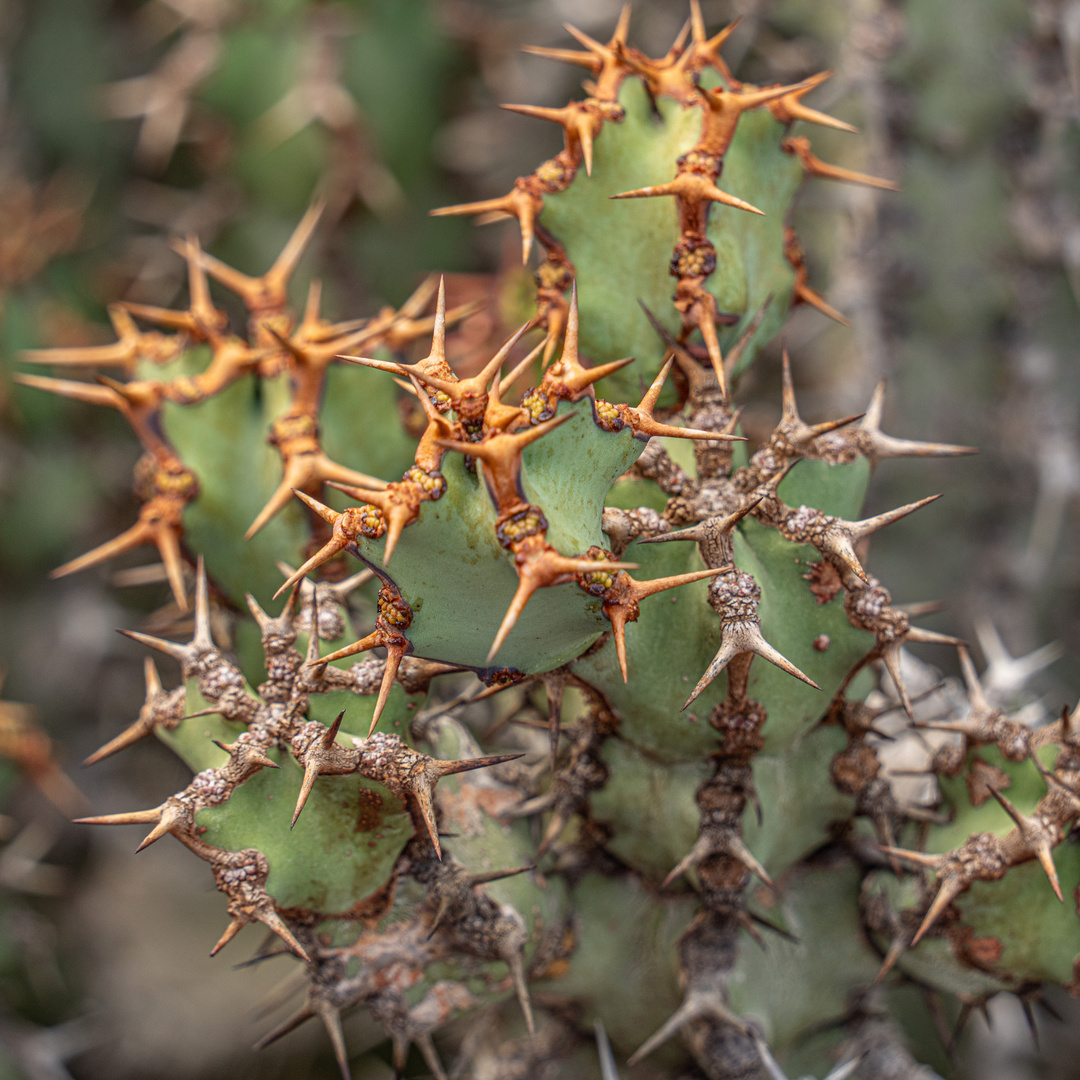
xmin=17 ymin=210 xmax=461 ymax=606
xmin=34 ymin=5 xmax=1051 ymax=1078
xmin=433 ymin=2 xmax=893 ymax=392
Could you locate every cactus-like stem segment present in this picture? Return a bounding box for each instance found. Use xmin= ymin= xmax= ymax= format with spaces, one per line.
xmin=31 ymin=8 xmax=1075 ymax=1077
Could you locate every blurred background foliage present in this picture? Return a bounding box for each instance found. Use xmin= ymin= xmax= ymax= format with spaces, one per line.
xmin=0 ymin=0 xmax=1077 ymax=1077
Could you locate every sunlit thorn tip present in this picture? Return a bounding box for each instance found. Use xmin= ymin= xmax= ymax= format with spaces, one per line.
xmin=486 ymin=550 xmax=637 ymax=663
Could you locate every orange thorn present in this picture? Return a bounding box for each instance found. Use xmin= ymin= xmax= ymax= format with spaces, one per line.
xmin=563 ymin=21 xmax=610 ymax=57
xmin=521 ymin=44 xmax=599 ymax=72
xmin=176 ymin=200 xmax=325 ymax=314
xmin=436 ymin=752 xmax=524 ymax=782
xmin=580 ymin=119 xmax=595 ymax=176
xmin=427 ymin=275 xmax=448 ymax=368
xmin=245 ymin=451 xmax=385 ymax=540
xmin=603 ymin=566 xmax=728 ymax=682
xmin=431 ymin=189 xmax=541 ymax=265
xmin=611 ymin=172 xmax=764 ymax=216
xmin=636 ymin=355 xmax=675 ymax=415
xmin=367 ymin=641 xmax=409 ymax=737
xmin=612 ymin=3 xmax=631 ymax=44
xmin=563 ymin=355 xmax=635 ymax=396
xmin=292 ymin=488 xmax=339 ymax=526
xmin=768 ymin=71 xmax=859 ymax=133
xmin=22 ymin=303 xmax=187 ymax=371
xmin=245 ymin=481 xmax=303 ymax=542
xmin=49 ymin=519 xmax=148 ymax=581
xmin=273 ymin=495 xmax=360 ymax=599
xmin=156 ymin=524 xmax=189 ymax=612
xmin=487 ymin=573 xmax=543 ymax=665
xmin=135 ymin=814 xmax=177 ymax=852
xmin=697 ymin=76 xmax=818 ymax=114
xmin=691 ymin=292 xmax=728 ymax=400
xmin=984 ymin=787 xmax=1063 ymax=902
xmin=854 ymin=381 xmax=979 ymax=462
xmin=794 ymin=281 xmax=851 ymax=326
xmin=630 ymin=565 xmax=729 ymax=602
xmin=317 ymin=630 xmax=380 ymax=667
xmin=51 ymin=513 xmax=189 ymax=612
xmin=382 ymin=506 xmax=411 ymax=566
xmin=816 ymin=494 xmax=943 ymax=583
xmin=777 ymin=99 xmax=858 ymax=133
xmin=184 ymin=234 xmax=229 ymax=332
xmin=435 ymin=411 xmax=577 ymax=511
xmin=667 ymin=17 xmax=691 ymax=57
xmin=619 ymin=357 xmax=741 ymax=441
xmin=523 ymin=4 xmax=632 ymax=102
xmin=488 ymin=550 xmax=637 ymax=662
xmin=500 ymin=102 xmax=604 ymax=175
xmin=689 ymin=2 xmax=742 ymax=81
xmin=609 ymin=605 xmax=631 ymax=683
xmin=13 ymin=372 xmax=138 ymax=410
xmin=500 ymin=101 xmax=572 ymax=122
xmin=783 ymin=136 xmax=899 ymax=190
xmin=144 ymin=655 xmax=163 ymax=696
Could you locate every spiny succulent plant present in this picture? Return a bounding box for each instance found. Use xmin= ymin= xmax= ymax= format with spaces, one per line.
xmin=12 ymin=4 xmax=1080 ymax=1079
xmin=431 ymin=2 xmax=897 ymax=395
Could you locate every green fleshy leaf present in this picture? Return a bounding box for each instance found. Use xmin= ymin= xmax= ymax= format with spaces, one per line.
xmin=868 ymin=871 xmax=1016 ymax=998
xmin=730 ymin=865 xmax=880 ymax=1051
xmin=157 ymin=680 xmax=419 ymax=912
xmin=353 ymin=402 xmax=644 ymax=672
xmin=922 ymin=747 xmax=1080 ymax=985
xmin=541 ymin=870 xmax=694 ymax=1060
xmin=579 ymin=458 xmax=873 ymax=762
xmin=537 ymin=75 xmax=802 ymax=399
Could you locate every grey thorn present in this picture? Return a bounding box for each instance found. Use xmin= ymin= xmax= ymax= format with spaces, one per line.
xmin=595 ymin=1018 xmax=624 ymax=1080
